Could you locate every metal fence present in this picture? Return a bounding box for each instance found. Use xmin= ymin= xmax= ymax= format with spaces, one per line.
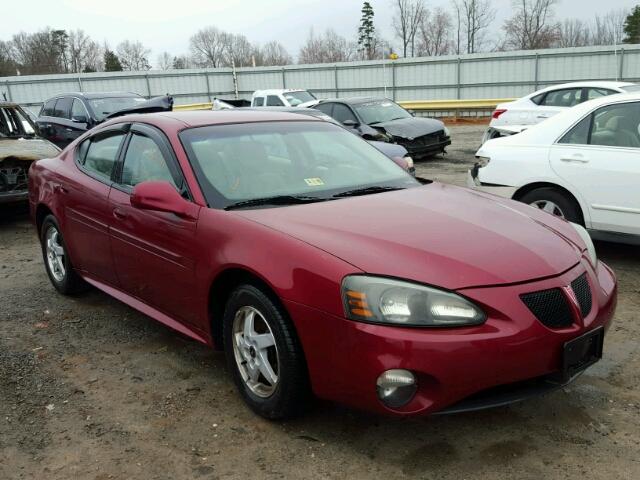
xmin=2 ymin=44 xmax=639 ymax=114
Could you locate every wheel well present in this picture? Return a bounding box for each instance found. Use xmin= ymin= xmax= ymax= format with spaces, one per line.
xmin=512 ymin=182 xmax=584 ymax=224
xmin=208 ymin=268 xmax=283 ymax=350
xmin=35 ymin=204 xmax=53 ymax=235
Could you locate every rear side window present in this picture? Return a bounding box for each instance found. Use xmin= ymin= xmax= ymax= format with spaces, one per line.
xmin=120 ymin=134 xmax=177 ymax=188
xmin=253 ymin=97 xmax=264 ymax=107
xmin=41 ymin=99 xmax=57 ymax=116
xmin=81 ymin=132 xmax=125 ymax=180
xmin=314 ymin=103 xmax=334 ymax=116
xmin=266 ymin=95 xmax=284 ymax=106
xmin=559 ymin=115 xmax=591 ymax=145
xmin=586 ymin=88 xmax=616 ymax=101
xmin=53 ymin=97 xmax=73 ymax=119
xmin=540 ymin=88 xmax=583 ymax=107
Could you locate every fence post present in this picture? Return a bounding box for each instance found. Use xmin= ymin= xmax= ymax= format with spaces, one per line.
xmin=391 ymin=61 xmax=396 ymax=101
xmin=77 ymin=74 xmax=83 ymax=92
xmin=534 ymin=53 xmax=539 ymax=90
xmin=144 ymin=73 xmax=152 ymax=99
xmin=282 ymin=67 xmax=286 ymax=89
xmin=619 ymin=48 xmax=625 ymax=81
xmin=4 ymin=80 xmax=12 ymax=101
xmin=456 ymin=57 xmax=461 ymax=100
xmin=334 ymin=65 xmax=339 ymax=97
xmin=204 ymin=71 xmax=212 ymax=101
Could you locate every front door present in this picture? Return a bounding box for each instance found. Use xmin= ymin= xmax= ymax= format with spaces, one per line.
xmin=108 ymin=124 xmax=201 ymax=326
xmin=550 ymin=100 xmax=640 ymax=235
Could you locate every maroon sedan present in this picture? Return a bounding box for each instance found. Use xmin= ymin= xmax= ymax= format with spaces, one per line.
xmin=29 ymin=111 xmax=617 ymax=419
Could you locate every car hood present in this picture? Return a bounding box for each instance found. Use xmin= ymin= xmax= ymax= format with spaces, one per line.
xmin=371 ymin=117 xmax=445 ymax=139
xmin=0 ymin=137 xmax=60 ymax=162
xmin=237 ymin=184 xmax=583 ymax=290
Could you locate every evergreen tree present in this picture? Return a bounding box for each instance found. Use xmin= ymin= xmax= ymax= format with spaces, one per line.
xmin=357 ymin=2 xmax=376 ymax=60
xmin=104 ymin=49 xmax=123 ymax=71
xmin=623 ymin=5 xmax=640 ymax=43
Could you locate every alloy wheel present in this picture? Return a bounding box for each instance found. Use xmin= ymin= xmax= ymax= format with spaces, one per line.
xmin=530 ymin=199 xmax=565 ymax=219
xmin=231 ymin=306 xmax=280 ymax=398
xmin=45 ymin=226 xmax=66 ymax=282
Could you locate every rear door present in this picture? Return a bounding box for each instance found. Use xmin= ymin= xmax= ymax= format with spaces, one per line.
xmin=550 ymin=100 xmax=640 ymax=235
xmin=108 ymin=123 xmax=201 ymax=326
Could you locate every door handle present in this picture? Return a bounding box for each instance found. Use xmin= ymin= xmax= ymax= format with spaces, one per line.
xmin=536 ymin=114 xmax=550 ymax=119
xmin=560 ymin=155 xmax=589 ymax=164
xmin=65 ymin=127 xmax=73 ymax=132
xmin=113 ymin=207 xmax=128 ymax=220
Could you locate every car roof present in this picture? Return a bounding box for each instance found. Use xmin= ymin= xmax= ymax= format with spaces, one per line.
xmin=103 ymin=110 xmax=324 ymax=129
xmin=44 ymin=92 xmax=143 ymax=100
xmin=319 ymin=97 xmax=390 ymax=105
xmin=532 ymin=81 xmax=636 ymax=95
xmin=252 ymin=89 xmax=307 ymax=96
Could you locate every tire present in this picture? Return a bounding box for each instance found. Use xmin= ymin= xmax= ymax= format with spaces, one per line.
xmin=40 ymin=215 xmax=88 ymax=295
xmin=519 ymin=187 xmax=583 ymax=225
xmin=223 ymin=284 xmax=310 ymax=419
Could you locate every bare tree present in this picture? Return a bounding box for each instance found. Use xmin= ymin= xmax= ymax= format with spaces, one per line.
xmin=556 ymin=19 xmax=590 ymax=47
xmin=67 ymin=30 xmax=102 ymax=72
xmin=222 ymin=33 xmax=255 ymax=67
xmin=259 ymin=41 xmax=292 ymax=66
xmin=392 ymin=0 xmax=425 ymax=57
xmin=454 ymin=0 xmax=495 ymax=53
xmin=504 ymin=0 xmax=559 ymax=50
xmin=592 ymin=9 xmax=627 ymax=45
xmin=116 ymin=40 xmax=150 ymax=71
xmin=157 ymin=51 xmax=172 ymax=70
xmin=418 ymin=7 xmax=454 ymax=56
xmin=11 ymin=29 xmax=68 ymax=75
xmin=189 ymin=26 xmax=227 ymax=68
xmin=298 ymin=29 xmax=355 ymax=64
xmin=0 ymin=40 xmax=17 ymax=76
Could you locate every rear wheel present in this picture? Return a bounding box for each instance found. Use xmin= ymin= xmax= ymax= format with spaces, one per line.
xmin=519 ymin=187 xmax=583 ymax=225
xmin=40 ymin=215 xmax=88 ymax=295
xmin=223 ymin=284 xmax=310 ymax=419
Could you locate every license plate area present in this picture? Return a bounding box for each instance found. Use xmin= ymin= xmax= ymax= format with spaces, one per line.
xmin=563 ymin=327 xmax=604 ymax=380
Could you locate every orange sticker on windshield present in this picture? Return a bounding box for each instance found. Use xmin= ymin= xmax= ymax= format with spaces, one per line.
xmin=304 ymin=178 xmax=325 ymax=186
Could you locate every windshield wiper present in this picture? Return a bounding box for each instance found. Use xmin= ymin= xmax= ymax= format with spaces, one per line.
xmin=225 ymin=195 xmax=327 ymax=210
xmin=332 ymin=186 xmax=405 ymax=198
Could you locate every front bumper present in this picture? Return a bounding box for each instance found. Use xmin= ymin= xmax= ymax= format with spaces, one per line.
xmin=400 ymin=138 xmax=451 ymax=158
xmin=287 ymin=259 xmax=616 ymax=416
xmin=467 ymin=166 xmax=516 ymax=198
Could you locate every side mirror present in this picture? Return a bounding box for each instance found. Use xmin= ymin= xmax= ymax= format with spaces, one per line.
xmin=130 ymin=181 xmax=197 ymax=220
xmin=342 ymin=119 xmax=359 ymax=127
xmin=72 ymin=115 xmax=88 ymax=124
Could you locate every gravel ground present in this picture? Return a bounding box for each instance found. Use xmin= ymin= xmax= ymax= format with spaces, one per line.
xmin=1 ymin=123 xmax=639 ymax=479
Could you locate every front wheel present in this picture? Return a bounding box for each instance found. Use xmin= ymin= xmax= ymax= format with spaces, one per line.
xmin=40 ymin=215 xmax=88 ymax=295
xmin=223 ymin=285 xmax=310 ymax=419
xmin=519 ymin=187 xmax=583 ymax=225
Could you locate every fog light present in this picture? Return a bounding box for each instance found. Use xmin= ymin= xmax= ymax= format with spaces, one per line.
xmin=376 ymin=369 xmax=417 ymax=408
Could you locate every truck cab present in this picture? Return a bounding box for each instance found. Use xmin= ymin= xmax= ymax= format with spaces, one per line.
xmin=251 ymin=89 xmax=318 ymax=108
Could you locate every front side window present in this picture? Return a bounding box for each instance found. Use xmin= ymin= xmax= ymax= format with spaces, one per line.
xmin=82 ymin=132 xmax=125 ymax=180
xmin=88 ymin=96 xmax=146 ymax=121
xmin=41 ymin=99 xmax=57 ymax=116
xmin=586 ymin=88 xmax=616 ymax=101
xmin=353 ymin=100 xmax=411 ymax=125
xmin=540 ymin=88 xmax=583 ymax=107
xmin=71 ymin=99 xmax=88 ymax=121
xmin=120 ymin=134 xmax=177 ymax=188
xmin=590 ymin=102 xmax=640 ymax=148
xmin=332 ymin=104 xmax=358 ymax=124
xmin=314 ymin=103 xmax=334 ymax=116
xmin=180 ymin=121 xmax=417 ymax=208
xmin=0 ymin=107 xmax=35 ymax=137
xmin=266 ymin=95 xmax=284 ymax=106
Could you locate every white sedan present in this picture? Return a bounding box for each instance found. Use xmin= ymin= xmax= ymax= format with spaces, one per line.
xmin=470 ymin=92 xmax=640 ymax=244
xmin=490 ymin=81 xmax=639 ymax=128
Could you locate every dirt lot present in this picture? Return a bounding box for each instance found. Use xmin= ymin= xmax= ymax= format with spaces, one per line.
xmin=1 ymin=123 xmax=639 ymax=479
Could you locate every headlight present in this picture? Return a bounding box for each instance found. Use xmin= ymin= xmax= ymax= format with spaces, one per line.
xmin=342 ymin=275 xmax=486 ymax=327
xmin=570 ymin=223 xmax=597 ymax=267
xmin=476 ymin=156 xmax=490 ymax=168
xmin=443 ymin=126 xmax=450 ymax=137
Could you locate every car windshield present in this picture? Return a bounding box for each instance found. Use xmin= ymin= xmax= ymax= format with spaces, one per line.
xmin=88 ymin=96 xmax=147 ymax=121
xmin=620 ymin=85 xmax=640 ymax=93
xmin=283 ymin=91 xmax=316 ymax=106
xmin=180 ymin=121 xmax=418 ymax=209
xmin=354 ymin=100 xmax=412 ymax=125
xmin=0 ymin=106 xmax=36 ymax=137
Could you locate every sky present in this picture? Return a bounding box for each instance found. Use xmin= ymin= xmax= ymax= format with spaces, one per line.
xmin=2 ymin=0 xmax=637 ymax=67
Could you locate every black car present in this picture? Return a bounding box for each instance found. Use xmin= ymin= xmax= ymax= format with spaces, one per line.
xmin=36 ymin=92 xmax=147 ymax=148
xmin=315 ymin=97 xmax=451 ymax=159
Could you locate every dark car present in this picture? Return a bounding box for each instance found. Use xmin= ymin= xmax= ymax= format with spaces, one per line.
xmin=316 ymin=98 xmax=451 ymax=159
xmin=240 ymin=106 xmax=415 ymax=175
xmin=36 ymin=92 xmax=147 ymax=148
xmin=1 ymin=102 xmax=59 ymax=204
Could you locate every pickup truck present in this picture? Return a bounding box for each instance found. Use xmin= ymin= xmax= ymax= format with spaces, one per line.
xmin=251 ymin=89 xmax=318 ymax=108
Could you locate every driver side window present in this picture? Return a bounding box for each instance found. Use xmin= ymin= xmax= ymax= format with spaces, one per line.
xmin=120 ymin=134 xmax=177 ymax=188
xmin=332 ymin=104 xmax=357 ymax=124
